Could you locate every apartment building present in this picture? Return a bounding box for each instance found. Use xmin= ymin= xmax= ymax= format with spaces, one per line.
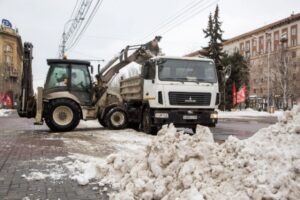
xmin=223 ymin=13 xmax=300 ymax=110
xmin=0 ymin=20 xmax=23 ymax=108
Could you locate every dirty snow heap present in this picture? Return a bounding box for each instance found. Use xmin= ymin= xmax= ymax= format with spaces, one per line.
xmin=97 ymin=106 xmax=300 ymax=200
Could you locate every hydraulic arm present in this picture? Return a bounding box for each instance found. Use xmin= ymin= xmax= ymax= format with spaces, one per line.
xmin=99 ymin=36 xmax=162 ymax=84
xmin=17 ymin=42 xmax=36 ymax=118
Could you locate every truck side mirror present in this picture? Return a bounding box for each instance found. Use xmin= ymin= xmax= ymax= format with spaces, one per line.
xmin=90 ymin=65 xmax=94 ymax=74
xmin=98 ymin=64 xmax=100 ymax=74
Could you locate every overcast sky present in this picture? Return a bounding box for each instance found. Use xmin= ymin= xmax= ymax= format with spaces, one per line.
xmin=0 ymin=0 xmax=299 ymax=88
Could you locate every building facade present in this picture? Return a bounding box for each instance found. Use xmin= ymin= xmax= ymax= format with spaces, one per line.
xmin=223 ymin=13 xmax=300 ymax=110
xmin=0 ymin=23 xmax=23 ymax=108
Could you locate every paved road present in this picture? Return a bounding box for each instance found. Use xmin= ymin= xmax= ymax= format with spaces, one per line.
xmin=212 ymin=117 xmax=277 ymax=141
xmin=0 ymin=111 xmax=277 ymax=200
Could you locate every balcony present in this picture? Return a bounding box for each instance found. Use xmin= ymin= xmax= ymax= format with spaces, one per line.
xmin=9 ymin=70 xmax=18 ymax=78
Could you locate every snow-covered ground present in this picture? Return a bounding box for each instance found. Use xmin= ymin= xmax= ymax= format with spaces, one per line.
xmin=0 ymin=109 xmax=13 ymax=117
xmin=218 ymin=108 xmax=283 ymax=119
xmin=22 ymin=106 xmax=300 ymax=199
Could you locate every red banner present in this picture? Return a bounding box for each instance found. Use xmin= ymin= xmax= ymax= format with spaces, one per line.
xmin=232 ymin=82 xmax=237 ymax=106
xmin=237 ymin=85 xmax=246 ymax=104
xmin=1 ymin=93 xmax=12 ymax=108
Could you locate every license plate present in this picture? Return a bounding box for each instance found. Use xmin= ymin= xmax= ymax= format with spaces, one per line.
xmin=183 ymin=115 xmax=197 ymax=120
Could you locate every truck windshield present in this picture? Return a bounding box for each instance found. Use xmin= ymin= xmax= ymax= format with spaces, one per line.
xmin=158 ymin=59 xmax=217 ymax=83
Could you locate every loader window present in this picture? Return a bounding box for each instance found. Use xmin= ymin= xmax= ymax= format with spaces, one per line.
xmin=71 ymin=65 xmax=92 ymax=91
xmin=45 ymin=64 xmax=68 ymax=89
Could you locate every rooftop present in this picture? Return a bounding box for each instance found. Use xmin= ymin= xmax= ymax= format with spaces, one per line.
xmin=224 ymin=12 xmax=300 ymax=45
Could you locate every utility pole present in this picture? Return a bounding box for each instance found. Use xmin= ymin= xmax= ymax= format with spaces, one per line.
xmin=59 ymin=0 xmax=92 ymax=58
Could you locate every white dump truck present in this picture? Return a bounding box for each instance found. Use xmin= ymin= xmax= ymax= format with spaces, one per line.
xmin=118 ymin=54 xmax=220 ymax=134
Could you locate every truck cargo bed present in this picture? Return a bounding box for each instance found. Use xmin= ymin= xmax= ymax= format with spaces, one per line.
xmin=120 ymin=76 xmax=143 ymax=101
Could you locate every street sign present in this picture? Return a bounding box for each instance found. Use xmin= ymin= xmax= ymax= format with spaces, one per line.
xmin=1 ymin=19 xmax=12 ymax=28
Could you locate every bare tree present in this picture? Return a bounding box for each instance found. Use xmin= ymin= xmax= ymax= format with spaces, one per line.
xmin=270 ymin=39 xmax=298 ymax=109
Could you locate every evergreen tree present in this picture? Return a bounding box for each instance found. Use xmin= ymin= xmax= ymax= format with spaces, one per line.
xmin=221 ymin=52 xmax=249 ymax=110
xmin=212 ymin=5 xmax=224 ymax=65
xmin=203 ymin=5 xmax=224 ymax=102
xmin=203 ymin=5 xmax=224 ymax=67
xmin=203 ymin=13 xmax=214 ymax=55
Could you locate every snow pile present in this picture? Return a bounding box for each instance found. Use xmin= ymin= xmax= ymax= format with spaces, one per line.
xmin=96 ymin=106 xmax=300 ymax=200
xmin=0 ymin=109 xmax=12 ymax=117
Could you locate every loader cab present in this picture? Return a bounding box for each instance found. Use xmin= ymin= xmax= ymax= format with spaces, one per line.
xmin=45 ymin=59 xmax=93 ymax=105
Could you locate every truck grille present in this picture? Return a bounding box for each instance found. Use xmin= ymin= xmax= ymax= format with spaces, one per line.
xmin=169 ymin=92 xmax=211 ymax=106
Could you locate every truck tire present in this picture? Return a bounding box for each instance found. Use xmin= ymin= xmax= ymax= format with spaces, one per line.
xmin=106 ymin=107 xmax=128 ymax=129
xmin=45 ymin=99 xmax=81 ymax=132
xmin=98 ymin=115 xmax=108 ymax=128
xmin=142 ymin=108 xmax=157 ymax=135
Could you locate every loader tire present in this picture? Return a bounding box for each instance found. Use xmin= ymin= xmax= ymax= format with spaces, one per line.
xmin=98 ymin=115 xmax=108 ymax=128
xmin=106 ymin=107 xmax=128 ymax=129
xmin=45 ymin=99 xmax=81 ymax=132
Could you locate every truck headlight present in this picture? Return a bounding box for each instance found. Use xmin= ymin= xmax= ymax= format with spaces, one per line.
xmin=155 ymin=113 xmax=169 ymax=118
xmin=210 ymin=113 xmax=218 ymax=119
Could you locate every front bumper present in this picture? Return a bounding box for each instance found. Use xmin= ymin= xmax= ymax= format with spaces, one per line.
xmin=152 ymin=109 xmax=218 ymax=127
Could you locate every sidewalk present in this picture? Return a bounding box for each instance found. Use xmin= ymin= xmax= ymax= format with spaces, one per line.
xmin=0 ymin=112 xmax=107 ymax=200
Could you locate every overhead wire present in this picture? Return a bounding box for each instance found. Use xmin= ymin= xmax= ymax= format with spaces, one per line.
xmin=66 ymin=0 xmax=104 ymax=51
xmin=139 ymin=0 xmax=206 ymax=41
xmin=69 ymin=0 xmax=80 ymax=19
xmin=65 ymin=0 xmax=93 ymax=47
xmin=138 ymin=0 xmax=219 ymax=42
xmin=160 ymin=0 xmax=220 ymax=36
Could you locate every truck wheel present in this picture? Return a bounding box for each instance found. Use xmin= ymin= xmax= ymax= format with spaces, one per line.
xmin=98 ymin=115 xmax=107 ymax=128
xmin=45 ymin=99 xmax=81 ymax=132
xmin=142 ymin=108 xmax=157 ymax=135
xmin=106 ymin=107 xmax=128 ymax=129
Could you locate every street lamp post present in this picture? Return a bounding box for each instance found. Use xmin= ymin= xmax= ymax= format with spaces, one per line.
xmin=266 ymin=33 xmax=271 ymax=112
xmin=222 ymin=65 xmax=231 ymax=111
xmin=60 ymin=18 xmax=84 ymax=58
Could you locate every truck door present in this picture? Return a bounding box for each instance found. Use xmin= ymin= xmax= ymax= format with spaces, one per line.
xmin=142 ymin=61 xmax=157 ymax=101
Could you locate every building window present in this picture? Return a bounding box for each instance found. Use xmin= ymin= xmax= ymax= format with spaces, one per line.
xmin=290 ymin=25 xmax=297 ymax=47
xmin=4 ymin=45 xmax=12 ymax=53
xmin=274 ymin=32 xmax=279 ymax=40
xmin=259 ymin=37 xmax=264 ymax=45
xmin=259 ymin=36 xmax=264 ymax=54
xmin=291 ymin=27 xmax=297 ymax=35
xmin=240 ymin=43 xmax=244 ymax=50
xmin=5 ymin=55 xmax=12 ymax=65
xmin=3 ymin=44 xmax=13 ymax=65
xmin=291 ymin=39 xmax=297 ymax=47
xmin=253 ymin=89 xmax=256 ymax=94
xmin=245 ymin=40 xmax=250 ymax=51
